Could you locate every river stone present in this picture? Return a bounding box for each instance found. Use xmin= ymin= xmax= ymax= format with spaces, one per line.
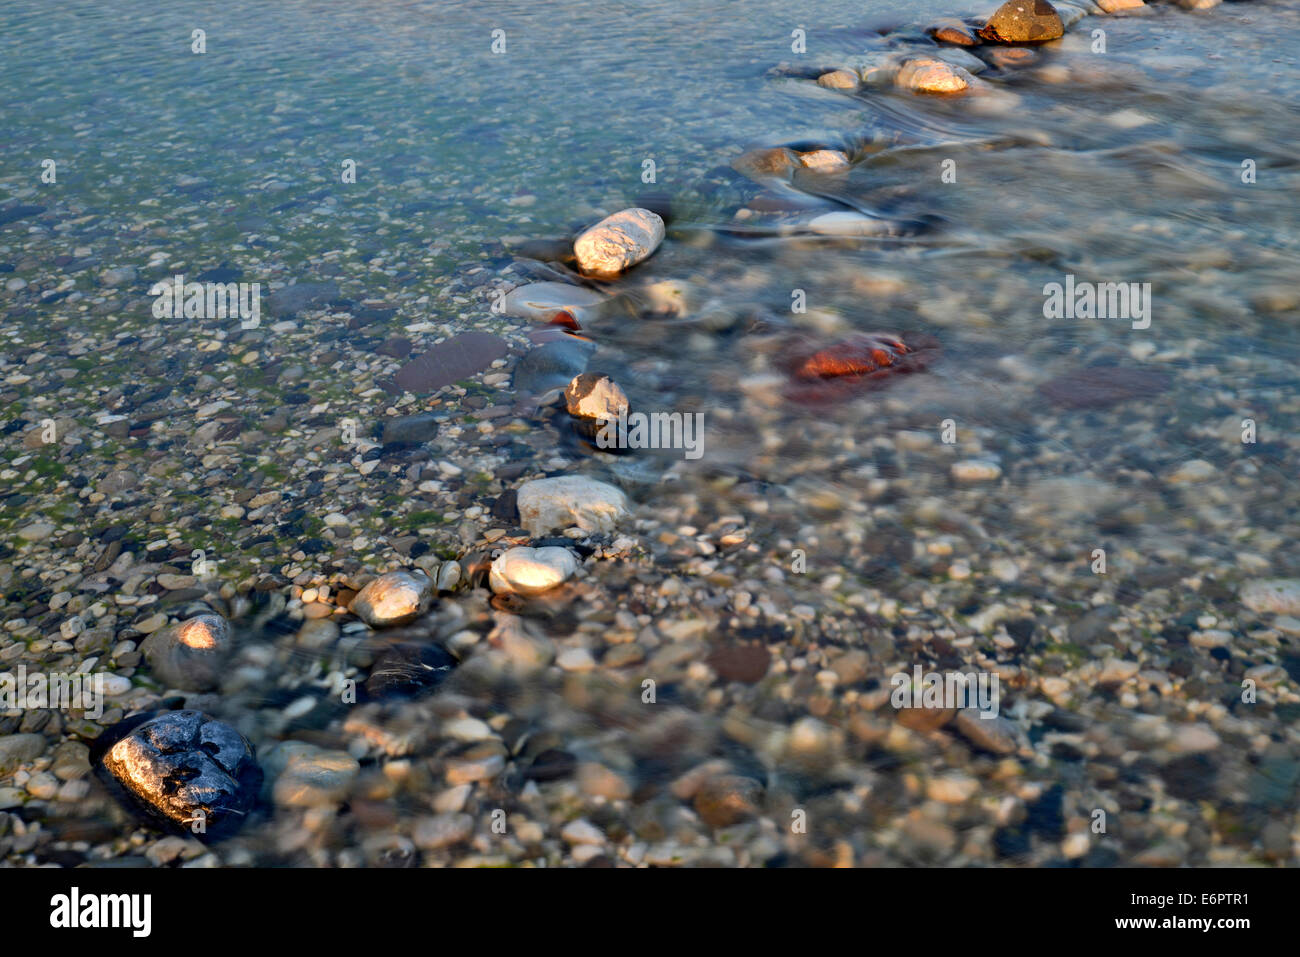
xmin=90 ymin=710 xmax=261 ymax=839
xmin=388 ymin=331 xmax=510 ymax=395
xmin=808 ymin=211 xmax=892 ymax=236
xmin=350 ymin=570 xmax=434 ymax=627
xmin=574 ymin=208 xmax=665 ymax=279
xmin=1240 ymin=580 xmax=1300 ymax=616
xmin=515 ymin=475 xmax=630 ymax=536
xmin=270 ymin=744 xmax=359 ymax=808
xmin=817 ymin=69 xmax=859 ymax=90
xmin=380 ymin=412 xmax=440 ymax=445
xmin=928 ymin=18 xmax=979 ymax=44
xmin=513 ymin=336 xmax=597 ymax=397
xmin=267 ymin=281 xmax=340 ymax=316
xmin=489 ymin=546 xmax=579 ymax=596
xmin=1097 ymin=0 xmax=1144 ymax=10
xmin=140 ymin=613 xmax=232 ymax=691
xmin=693 ymin=775 xmax=764 ymax=828
xmin=978 ymin=0 xmax=1064 ymax=43
xmin=501 ymin=281 xmax=609 ymax=324
xmin=565 ymin=373 xmax=628 ymax=421
xmin=731 ymin=147 xmax=799 ymax=183
xmin=364 ymin=643 xmax=458 ymax=700
xmin=798 ymin=149 xmax=851 ymax=172
xmin=0 ymin=733 xmax=46 ymax=776
xmin=1037 ymin=365 xmax=1172 ymax=409
xmin=897 ymin=57 xmax=971 ymax=94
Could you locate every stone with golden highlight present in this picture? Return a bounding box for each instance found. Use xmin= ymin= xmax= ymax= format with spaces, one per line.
xmin=140 ymin=612 xmax=231 ymax=691
xmin=978 ymin=0 xmax=1064 ymax=43
xmin=489 ymin=546 xmax=580 ymax=596
xmin=573 ymin=208 xmax=665 ymax=279
xmin=91 ymin=710 xmax=261 ymax=840
xmin=350 ymin=569 xmax=434 ymax=627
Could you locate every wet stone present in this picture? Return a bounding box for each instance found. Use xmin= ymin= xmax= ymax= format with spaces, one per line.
xmin=573 ymin=208 xmax=665 ymax=279
xmin=515 ymin=475 xmax=630 ymax=536
xmin=90 ymin=710 xmax=261 ymax=840
xmin=140 ymin=612 xmax=233 ymax=691
xmin=693 ymin=775 xmax=764 ymax=828
xmin=489 ymin=546 xmax=579 ymax=596
xmin=978 ymin=0 xmax=1065 ymax=43
xmin=1037 ymin=365 xmax=1172 ymax=409
xmin=388 ymin=331 xmax=510 ymax=395
xmin=380 ymin=412 xmax=440 ymax=446
xmin=350 ymin=570 xmax=434 ymax=627
xmin=512 ymin=336 xmax=596 ymax=397
xmin=364 ymin=643 xmax=457 ymax=700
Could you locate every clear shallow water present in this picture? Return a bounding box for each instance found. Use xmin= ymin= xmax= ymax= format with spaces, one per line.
xmin=2 ymin=0 xmax=1300 ymax=867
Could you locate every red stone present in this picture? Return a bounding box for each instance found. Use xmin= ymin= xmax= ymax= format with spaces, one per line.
xmin=782 ymin=332 xmax=940 ymax=403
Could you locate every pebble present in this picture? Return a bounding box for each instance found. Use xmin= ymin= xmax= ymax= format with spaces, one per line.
xmin=17 ymin=522 xmax=55 ymax=542
xmin=816 ymin=69 xmax=859 ymax=90
xmin=0 ymin=734 xmax=46 ymax=776
xmin=501 ymin=281 xmax=608 ymax=324
xmin=91 ymin=710 xmax=261 ymax=839
xmin=953 ymin=709 xmax=1021 ymax=755
xmin=271 ymin=746 xmax=359 ymax=807
xmin=364 ymin=643 xmax=457 ymax=700
xmin=693 ymin=775 xmax=763 ymax=828
xmin=926 ymin=774 xmax=979 ymax=803
xmin=928 ymin=18 xmax=979 ymax=45
xmin=573 ymin=208 xmax=665 ymax=279
xmin=349 ymin=570 xmax=434 ymax=627
xmin=489 ymin=546 xmax=579 ymax=596
xmin=798 ymin=149 xmax=851 ymax=172
xmin=561 ymin=818 xmax=606 ymax=845
xmin=1240 ymin=579 xmax=1300 ymax=616
xmin=413 ymin=813 xmax=474 ymax=850
xmin=515 ymin=475 xmax=630 ymax=536
xmin=1164 ymin=459 xmax=1217 ymax=484
xmin=807 ymin=211 xmax=890 ymax=237
xmin=1097 ymin=0 xmax=1144 ymax=10
xmin=896 ymin=58 xmax=971 ymax=94
xmin=565 ymin=373 xmax=629 ymax=421
xmin=951 ymin=460 xmax=1002 ymax=482
xmin=140 ymin=613 xmax=232 ymax=691
xmin=381 ymin=412 xmax=440 ymax=445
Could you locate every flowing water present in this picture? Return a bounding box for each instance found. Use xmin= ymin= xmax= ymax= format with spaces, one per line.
xmin=2 ymin=0 xmax=1299 ymax=867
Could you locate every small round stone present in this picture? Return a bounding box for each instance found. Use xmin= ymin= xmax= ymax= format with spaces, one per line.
xmin=350 ymin=570 xmax=434 ymax=627
xmin=489 ymin=546 xmax=579 ymax=596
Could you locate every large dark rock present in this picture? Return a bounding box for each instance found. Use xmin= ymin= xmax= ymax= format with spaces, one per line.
xmin=91 ymin=710 xmax=261 ymax=840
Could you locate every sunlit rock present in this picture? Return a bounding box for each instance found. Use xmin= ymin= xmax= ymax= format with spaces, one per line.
xmin=574 ymin=208 xmax=665 ymax=279
xmin=489 ymin=546 xmax=579 ymax=596
xmin=91 ymin=710 xmax=261 ymax=839
xmin=350 ymin=570 xmax=434 ymax=627
xmin=515 ymin=475 xmax=630 ymax=536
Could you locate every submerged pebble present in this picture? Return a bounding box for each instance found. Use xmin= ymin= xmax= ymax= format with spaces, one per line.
xmin=139 ymin=613 xmax=232 ymax=691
